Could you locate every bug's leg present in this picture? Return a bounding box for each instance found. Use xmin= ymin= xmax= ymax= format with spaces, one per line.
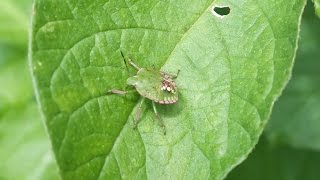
xmin=120 ymin=51 xmax=140 ymax=71
xmin=152 ymin=101 xmax=166 ymax=135
xmin=174 ymin=69 xmax=180 ymax=79
xmin=128 ymin=59 xmax=141 ymax=71
xmin=107 ymin=89 xmax=136 ymax=95
xmin=171 ymin=69 xmax=180 ymax=79
xmin=133 ymin=97 xmax=145 ymax=129
xmin=107 ymin=89 xmax=128 ymax=95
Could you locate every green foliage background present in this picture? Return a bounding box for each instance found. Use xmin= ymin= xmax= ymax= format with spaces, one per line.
xmin=0 ymin=0 xmax=319 ymax=179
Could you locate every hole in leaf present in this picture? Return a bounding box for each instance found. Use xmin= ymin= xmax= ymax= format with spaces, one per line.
xmin=212 ymin=6 xmax=230 ymax=18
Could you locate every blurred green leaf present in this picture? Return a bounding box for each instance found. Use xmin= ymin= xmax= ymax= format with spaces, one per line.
xmin=0 ymin=51 xmax=59 ymax=179
xmin=313 ymin=0 xmax=320 ymax=17
xmin=0 ymin=0 xmax=31 ymax=46
xmin=30 ymin=0 xmax=306 ymax=179
xmin=0 ymin=0 xmax=32 ymax=116
xmin=226 ymin=137 xmax=320 ymax=180
xmin=0 ymin=56 xmax=32 ymax=113
xmin=266 ymin=2 xmax=320 ymax=150
xmin=0 ymin=103 xmax=59 ymax=180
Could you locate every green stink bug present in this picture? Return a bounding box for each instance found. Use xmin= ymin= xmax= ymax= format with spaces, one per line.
xmin=108 ymin=52 xmax=180 ymax=134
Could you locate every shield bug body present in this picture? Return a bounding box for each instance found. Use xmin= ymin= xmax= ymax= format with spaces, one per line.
xmin=108 ymin=52 xmax=179 ymax=134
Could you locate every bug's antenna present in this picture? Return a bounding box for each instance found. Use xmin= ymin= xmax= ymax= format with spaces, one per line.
xmin=120 ymin=51 xmax=129 ymax=73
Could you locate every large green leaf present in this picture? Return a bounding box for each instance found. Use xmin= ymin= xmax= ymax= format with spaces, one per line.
xmin=266 ymin=2 xmax=320 ymax=150
xmin=30 ymin=0 xmax=306 ymax=179
xmin=226 ymin=137 xmax=320 ymax=180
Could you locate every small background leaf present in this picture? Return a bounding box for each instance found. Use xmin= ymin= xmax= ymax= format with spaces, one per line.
xmin=30 ymin=0 xmax=306 ymax=179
